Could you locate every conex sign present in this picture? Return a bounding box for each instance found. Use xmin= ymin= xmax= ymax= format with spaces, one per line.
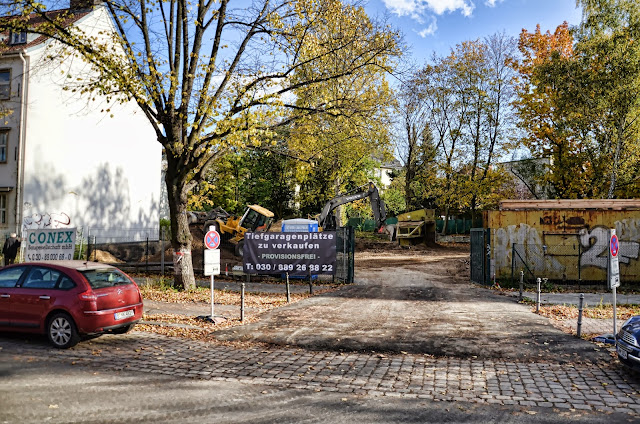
xmin=25 ymin=228 xmax=76 ymax=262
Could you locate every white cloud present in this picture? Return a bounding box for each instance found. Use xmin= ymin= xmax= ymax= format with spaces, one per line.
xmin=417 ymin=17 xmax=438 ymax=38
xmin=485 ymin=0 xmax=503 ymax=7
xmin=381 ymin=0 xmax=475 ymax=19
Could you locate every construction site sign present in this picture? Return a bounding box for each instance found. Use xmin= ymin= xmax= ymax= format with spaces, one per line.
xmin=25 ymin=228 xmax=76 ymax=262
xmin=243 ymin=232 xmax=336 ymax=276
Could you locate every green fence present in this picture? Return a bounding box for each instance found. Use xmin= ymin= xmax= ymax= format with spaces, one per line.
xmin=435 ymin=218 xmax=482 ymax=235
xmin=347 ymin=217 xmax=398 ymax=231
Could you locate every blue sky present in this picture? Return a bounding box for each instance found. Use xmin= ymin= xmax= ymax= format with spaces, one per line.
xmin=365 ymin=0 xmax=583 ymax=63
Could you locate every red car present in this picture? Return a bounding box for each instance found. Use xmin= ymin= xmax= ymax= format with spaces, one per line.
xmin=0 ymin=260 xmax=143 ymax=348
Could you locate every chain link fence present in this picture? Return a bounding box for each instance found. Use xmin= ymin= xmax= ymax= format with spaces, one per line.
xmin=66 ymin=226 xmax=356 ymax=283
xmin=511 ymin=242 xmax=619 ymax=289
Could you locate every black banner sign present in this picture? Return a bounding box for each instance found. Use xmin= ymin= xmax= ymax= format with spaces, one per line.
xmin=243 ymin=232 xmax=337 ymax=275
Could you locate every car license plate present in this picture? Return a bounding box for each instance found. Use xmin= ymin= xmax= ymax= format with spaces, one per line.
xmin=114 ymin=309 xmax=134 ymax=321
xmin=617 ymin=345 xmax=629 ymax=360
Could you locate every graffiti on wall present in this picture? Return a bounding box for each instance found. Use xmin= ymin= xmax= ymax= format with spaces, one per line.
xmin=23 ymin=212 xmax=71 ymax=232
xmin=579 ymin=226 xmax=640 ymax=269
xmin=493 ymin=218 xmax=640 ymax=280
xmin=493 ymin=223 xmax=564 ymax=274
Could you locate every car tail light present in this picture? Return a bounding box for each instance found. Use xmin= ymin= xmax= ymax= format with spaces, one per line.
xmin=78 ymin=290 xmax=97 ymax=302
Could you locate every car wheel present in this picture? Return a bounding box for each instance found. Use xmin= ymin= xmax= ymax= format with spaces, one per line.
xmin=47 ymin=312 xmax=80 ymax=349
xmin=111 ymin=324 xmax=135 ymax=335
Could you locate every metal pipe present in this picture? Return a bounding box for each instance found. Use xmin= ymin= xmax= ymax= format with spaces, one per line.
xmin=145 ymin=236 xmax=149 ymax=273
xmin=241 ymin=282 xmax=245 ymax=322
xmin=577 ymin=293 xmax=584 ymax=338
xmin=519 ymin=270 xmax=524 ymax=301
xmin=536 ymin=277 xmax=541 ymax=313
xmin=286 ymin=272 xmax=291 ymax=303
xmin=16 ymin=51 xmax=29 ymax=237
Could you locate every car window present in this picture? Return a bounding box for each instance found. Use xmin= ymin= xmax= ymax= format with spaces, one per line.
xmin=22 ymin=267 xmax=60 ymax=289
xmin=0 ymin=266 xmax=26 ymax=288
xmin=57 ymin=276 xmax=76 ymax=290
xmin=81 ymin=269 xmax=132 ymax=289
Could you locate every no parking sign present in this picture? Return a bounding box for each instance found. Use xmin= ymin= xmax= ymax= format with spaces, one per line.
xmin=609 ymin=229 xmax=620 ymax=290
xmin=204 ymin=229 xmax=221 ymax=276
xmin=204 ymin=230 xmax=221 ymax=250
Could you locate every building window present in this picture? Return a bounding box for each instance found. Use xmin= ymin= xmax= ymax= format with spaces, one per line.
xmin=0 ymin=194 xmax=6 ymax=224
xmin=9 ymin=31 xmax=26 ymax=45
xmin=0 ymin=131 xmax=7 ymax=163
xmin=0 ymin=70 xmax=9 ymax=100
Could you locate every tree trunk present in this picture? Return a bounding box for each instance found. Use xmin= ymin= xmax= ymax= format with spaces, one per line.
xmin=441 ymin=206 xmax=449 ymax=236
xmin=165 ymin=156 xmax=196 ymax=291
xmin=334 ymin=177 xmax=342 ymax=228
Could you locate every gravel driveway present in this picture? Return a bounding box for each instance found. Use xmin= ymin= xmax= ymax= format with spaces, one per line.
xmin=213 ymin=246 xmax=611 ymax=365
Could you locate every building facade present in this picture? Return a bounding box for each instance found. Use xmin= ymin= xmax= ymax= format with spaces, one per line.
xmin=0 ymin=1 xmax=161 ymax=241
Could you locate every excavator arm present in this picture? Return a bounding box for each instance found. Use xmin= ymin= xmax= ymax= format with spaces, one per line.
xmin=318 ymin=182 xmax=387 ymax=231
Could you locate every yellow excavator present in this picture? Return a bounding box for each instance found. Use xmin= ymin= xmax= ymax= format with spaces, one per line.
xmin=200 ymin=205 xmax=274 ymax=257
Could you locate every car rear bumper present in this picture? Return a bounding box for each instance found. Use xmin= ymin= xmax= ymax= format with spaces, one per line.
xmin=77 ymin=303 xmax=143 ymax=334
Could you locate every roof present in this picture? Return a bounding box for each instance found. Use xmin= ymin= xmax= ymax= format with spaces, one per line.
xmin=24 ymin=260 xmax=117 ymax=271
xmin=248 ymin=204 xmax=275 ymax=217
xmin=499 ymin=199 xmax=640 ymax=211
xmin=0 ymin=8 xmax=91 ymax=53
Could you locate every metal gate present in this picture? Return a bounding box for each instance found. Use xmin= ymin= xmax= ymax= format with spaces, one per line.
xmin=335 ymin=226 xmax=355 ymax=283
xmin=470 ymin=228 xmax=488 ymax=285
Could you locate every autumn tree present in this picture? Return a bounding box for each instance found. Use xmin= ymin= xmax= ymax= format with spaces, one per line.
xmin=189 ymin=146 xmax=297 ymax=219
xmin=394 ymin=75 xmax=435 ymax=211
xmin=406 ymin=35 xmax=515 ymax=233
xmin=286 ymin=17 xmax=398 ymax=224
xmin=3 ymin=0 xmax=402 ymax=289
xmin=513 ymin=22 xmax=610 ymax=198
xmin=573 ymin=0 xmax=640 ymax=197
xmin=512 ymin=2 xmax=640 ymax=199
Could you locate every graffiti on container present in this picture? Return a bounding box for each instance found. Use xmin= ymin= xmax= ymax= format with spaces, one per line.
xmin=579 ymin=224 xmax=640 ymax=269
xmin=493 ymin=224 xmax=563 ymax=273
xmin=494 ymin=220 xmax=640 ymax=276
xmin=22 ymin=212 xmax=71 ymax=231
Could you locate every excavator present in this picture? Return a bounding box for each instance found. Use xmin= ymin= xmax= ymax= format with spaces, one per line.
xmin=191 ymin=182 xmax=385 ymax=257
xmin=199 ymin=204 xmax=275 ymax=257
xmin=317 ymin=182 xmax=387 ymax=232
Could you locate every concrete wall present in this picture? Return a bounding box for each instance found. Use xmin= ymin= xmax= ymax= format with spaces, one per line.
xmin=19 ymin=7 xmax=161 ymax=237
xmin=488 ymin=209 xmax=640 ymax=282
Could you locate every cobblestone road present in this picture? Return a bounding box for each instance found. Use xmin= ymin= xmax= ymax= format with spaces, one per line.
xmin=2 ymin=332 xmax=639 ymax=418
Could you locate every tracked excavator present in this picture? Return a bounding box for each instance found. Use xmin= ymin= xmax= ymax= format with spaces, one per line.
xmin=317 ymin=182 xmax=387 ymax=232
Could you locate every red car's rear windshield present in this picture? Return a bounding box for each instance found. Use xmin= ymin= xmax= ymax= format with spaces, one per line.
xmin=80 ymin=269 xmax=133 ymax=289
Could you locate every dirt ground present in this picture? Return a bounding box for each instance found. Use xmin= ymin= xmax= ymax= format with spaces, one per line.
xmin=213 ymin=239 xmax=611 ymax=365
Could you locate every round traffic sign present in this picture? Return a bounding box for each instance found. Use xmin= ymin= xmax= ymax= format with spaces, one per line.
xmin=611 ymin=234 xmax=619 ymax=257
xmin=204 ymin=230 xmax=221 ymax=250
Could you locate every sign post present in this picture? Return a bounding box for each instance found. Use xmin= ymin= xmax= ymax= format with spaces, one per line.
xmin=203 ymin=226 xmax=221 ymax=322
xmin=609 ymin=229 xmax=620 ymax=335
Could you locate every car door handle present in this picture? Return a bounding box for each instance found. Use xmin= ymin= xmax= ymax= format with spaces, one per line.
xmin=39 ymin=296 xmax=51 ymax=300
xmin=0 ymin=294 xmax=9 ymax=298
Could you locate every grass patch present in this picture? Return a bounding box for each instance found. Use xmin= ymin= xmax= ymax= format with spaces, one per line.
xmin=537 ymin=303 xmax=640 ymax=320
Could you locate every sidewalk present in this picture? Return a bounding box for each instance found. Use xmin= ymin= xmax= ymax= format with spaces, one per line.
xmin=501 ymin=291 xmax=635 ymax=338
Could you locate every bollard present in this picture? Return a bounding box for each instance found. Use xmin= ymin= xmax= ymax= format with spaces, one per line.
xmin=536 ymin=277 xmax=541 ymax=313
xmin=577 ymin=293 xmax=584 ymax=338
xmin=519 ymin=271 xmax=524 ymax=301
xmin=309 ymin=274 xmax=313 ymax=295
xmin=286 ymin=273 xmax=291 ymax=303
xmin=241 ymin=282 xmax=245 ymax=322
